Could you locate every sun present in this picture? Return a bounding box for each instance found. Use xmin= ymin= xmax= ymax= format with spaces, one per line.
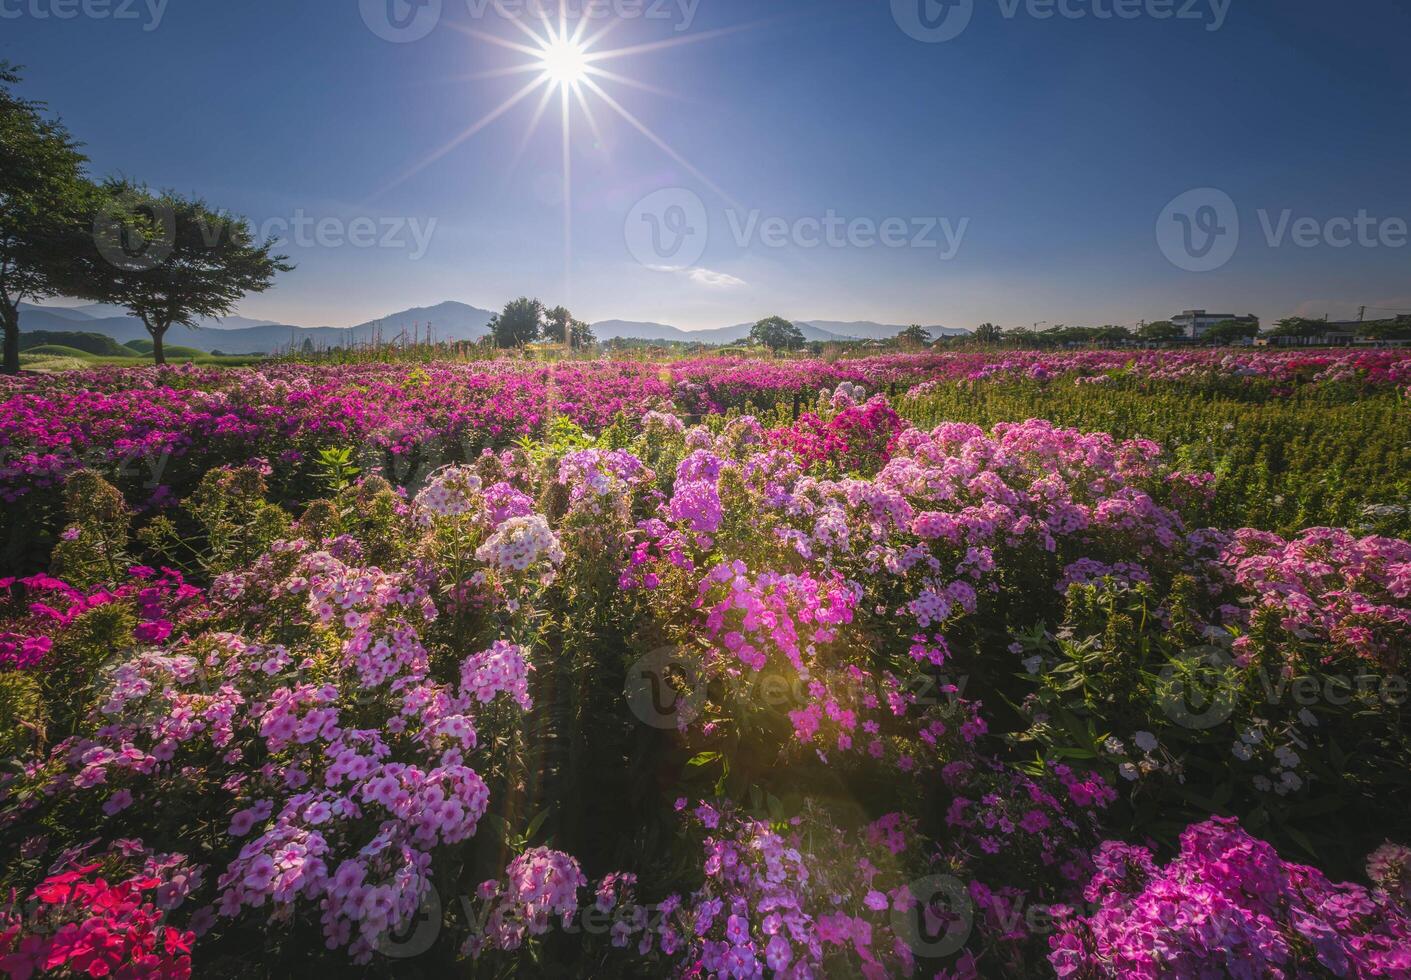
xmin=382 ymin=13 xmax=754 ymax=297
xmin=537 ymin=36 xmax=588 ymax=88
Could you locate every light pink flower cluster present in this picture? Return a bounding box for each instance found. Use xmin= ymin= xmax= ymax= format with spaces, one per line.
xmin=33 ymin=537 xmax=527 ymax=965
xmin=1222 ymin=526 xmax=1411 ymax=669
xmin=460 ymin=640 xmax=533 ymax=711
xmin=474 ymin=515 xmax=565 ymax=578
xmin=464 ymin=848 xmax=587 ymax=958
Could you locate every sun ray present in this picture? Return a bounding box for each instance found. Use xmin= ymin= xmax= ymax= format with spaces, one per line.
xmin=449 ymin=25 xmax=545 ymax=59
xmin=381 ymin=15 xmax=754 ymax=281
xmin=377 ymin=74 xmax=550 ymax=196
xmin=572 ymin=82 xmax=603 ymax=147
xmin=578 ymin=75 xmax=739 ymax=209
xmin=443 ymin=63 xmax=546 ymax=84
xmin=561 ymin=81 xmax=573 ymax=303
xmin=582 ymin=65 xmax=683 ymax=102
xmin=580 ymin=23 xmax=762 ymax=64
xmin=508 ymin=78 xmax=561 ymax=169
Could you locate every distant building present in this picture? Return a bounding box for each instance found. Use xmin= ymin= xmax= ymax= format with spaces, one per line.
xmin=1171 ymin=310 xmax=1259 ymax=340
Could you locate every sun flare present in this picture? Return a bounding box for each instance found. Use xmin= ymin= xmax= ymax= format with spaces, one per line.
xmin=537 ymin=36 xmax=589 ymax=88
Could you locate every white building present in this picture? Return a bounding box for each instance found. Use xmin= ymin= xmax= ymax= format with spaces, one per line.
xmin=1171 ymin=310 xmax=1259 ymax=340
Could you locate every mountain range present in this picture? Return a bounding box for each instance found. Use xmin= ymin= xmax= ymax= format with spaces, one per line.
xmin=17 ymin=301 xmax=967 ymax=354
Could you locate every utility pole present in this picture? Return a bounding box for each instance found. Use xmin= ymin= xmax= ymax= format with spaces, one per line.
xmin=1359 ymin=305 xmax=1366 ymax=322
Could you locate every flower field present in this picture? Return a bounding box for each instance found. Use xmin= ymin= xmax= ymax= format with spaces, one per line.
xmin=2 ymin=349 xmax=1410 ymax=978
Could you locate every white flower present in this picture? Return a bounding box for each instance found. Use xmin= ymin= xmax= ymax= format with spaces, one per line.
xmin=1298 ymin=708 xmax=1318 ymax=728
xmin=1232 ymin=742 xmax=1254 ymax=762
xmin=1253 ymin=775 xmax=1272 ymax=792
xmin=1133 ymin=731 xmax=1158 ymax=753
xmin=1280 ymin=770 xmax=1303 ymax=791
xmin=1023 ymin=656 xmax=1044 ymax=675
xmin=1274 ymin=746 xmax=1301 ymax=768
xmin=1104 ymin=737 xmax=1126 ymax=756
xmin=476 ymin=515 xmax=565 ymax=577
xmin=1118 ymin=763 xmax=1139 ymax=781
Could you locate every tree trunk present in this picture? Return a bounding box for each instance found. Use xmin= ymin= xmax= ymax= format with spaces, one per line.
xmin=148 ymin=320 xmax=167 ymax=366
xmin=1 ymin=304 xmax=17 ymax=376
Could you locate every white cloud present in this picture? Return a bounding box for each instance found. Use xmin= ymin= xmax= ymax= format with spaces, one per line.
xmin=688 ymin=267 xmax=747 ymax=288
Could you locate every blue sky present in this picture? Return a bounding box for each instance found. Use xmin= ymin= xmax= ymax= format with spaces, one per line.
xmin=6 ymin=0 xmax=1411 ymax=331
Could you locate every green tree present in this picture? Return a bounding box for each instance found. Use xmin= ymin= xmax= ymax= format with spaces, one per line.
xmin=1094 ymin=325 xmax=1133 ymax=345
xmin=0 ymin=64 xmax=103 ymax=374
xmin=973 ymin=322 xmax=1004 ymax=344
xmin=1205 ymin=318 xmax=1260 ymax=345
xmin=896 ymin=324 xmax=933 ymax=347
xmin=489 ymin=297 xmax=544 ymax=348
xmin=545 ymin=305 xmax=595 ymax=349
xmin=1270 ymin=317 xmax=1324 ymax=339
xmin=1138 ymin=320 xmax=1182 ymax=343
xmin=749 ymin=316 xmax=805 ymax=351
xmin=80 ymin=182 xmax=290 ymax=366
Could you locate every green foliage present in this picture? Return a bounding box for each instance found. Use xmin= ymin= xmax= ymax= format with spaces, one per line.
xmin=545 ymin=305 xmax=595 ymax=349
xmin=0 ymin=64 xmax=107 ymax=374
xmin=0 ymin=672 xmax=45 ymax=758
xmin=489 ymin=296 xmax=545 ymax=348
xmin=902 ymin=377 xmax=1411 ymax=537
xmin=122 ymin=338 xmax=205 ymax=359
xmin=311 ymin=446 xmax=361 ymax=496
xmin=19 ymin=331 xmax=137 ymax=356
xmin=1138 ymin=320 xmax=1182 ymax=342
xmin=1012 ymin=582 xmax=1411 ymax=877
xmin=749 ymin=316 xmax=805 ymax=351
xmin=74 ymin=180 xmax=292 ymax=365
xmin=51 ymin=471 xmax=132 ymax=589
xmin=17 ymin=344 xmax=98 ymax=359
xmin=139 ymin=465 xmax=291 ymax=577
xmin=896 ymin=324 xmax=932 ymax=347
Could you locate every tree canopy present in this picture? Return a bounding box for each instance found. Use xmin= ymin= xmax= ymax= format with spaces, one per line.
xmin=1205 ymin=319 xmax=1260 ymax=345
xmin=77 ymin=181 xmax=291 ymax=365
xmin=545 ymin=305 xmax=595 ymax=349
xmin=749 ymin=316 xmax=805 ymax=351
xmin=1138 ymin=320 xmax=1182 ymax=342
xmin=973 ymin=322 xmax=1004 ymax=344
xmin=0 ymin=63 xmax=104 ymax=374
xmin=897 ymin=324 xmax=933 ymax=347
xmin=490 ymin=297 xmax=545 ymax=348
